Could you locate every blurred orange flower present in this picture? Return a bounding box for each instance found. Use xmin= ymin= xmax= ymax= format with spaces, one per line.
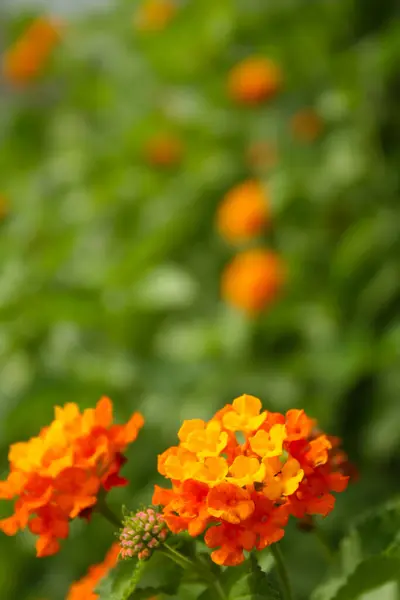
xmin=154 ymin=394 xmax=351 ymax=566
xmin=0 ymin=195 xmax=8 ymax=219
xmin=246 ymin=141 xmax=278 ymax=170
xmin=135 ymin=0 xmax=177 ymax=32
xmin=2 ymin=17 xmax=62 ymax=85
xmin=290 ymin=109 xmax=323 ymax=143
xmin=221 ymin=249 xmax=285 ymax=314
xmin=0 ymin=397 xmax=144 ymax=556
xmin=216 ymin=180 xmax=270 ymax=244
xmin=228 ymin=57 xmax=282 ymax=105
xmin=144 ymin=134 xmax=183 ymax=167
xmin=66 ymin=543 xmax=119 ymax=600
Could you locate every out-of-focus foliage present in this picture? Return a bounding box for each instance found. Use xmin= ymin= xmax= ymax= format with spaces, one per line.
xmin=0 ymin=0 xmax=399 ymax=599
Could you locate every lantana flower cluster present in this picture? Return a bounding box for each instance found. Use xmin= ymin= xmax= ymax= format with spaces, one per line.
xmin=153 ymin=394 xmax=350 ymax=566
xmin=0 ymin=397 xmax=143 ymax=556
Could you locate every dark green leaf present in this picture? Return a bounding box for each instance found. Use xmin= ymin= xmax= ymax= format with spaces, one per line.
xmin=228 ymin=556 xmax=284 ymax=600
xmin=96 ymin=558 xmax=144 ymax=600
xmin=311 ymin=498 xmax=400 ymax=600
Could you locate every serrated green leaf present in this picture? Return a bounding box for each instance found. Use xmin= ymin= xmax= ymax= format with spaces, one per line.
xmin=96 ymin=558 xmax=144 ymax=600
xmin=311 ymin=498 xmax=400 ymax=600
xmin=334 ymin=556 xmax=400 ymax=600
xmin=228 ymin=556 xmax=284 ymax=600
xmin=132 ymin=550 xmax=186 ymax=597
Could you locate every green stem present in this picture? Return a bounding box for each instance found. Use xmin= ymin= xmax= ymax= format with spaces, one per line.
xmin=314 ymin=528 xmax=334 ymax=562
xmin=162 ymin=543 xmax=227 ymax=600
xmin=270 ymin=543 xmax=293 ymax=600
xmin=162 ymin=542 xmax=195 ymax=570
xmin=96 ymin=499 xmax=122 ymax=528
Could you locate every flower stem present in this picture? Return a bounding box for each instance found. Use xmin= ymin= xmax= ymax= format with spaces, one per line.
xmin=162 ymin=542 xmax=195 ymax=570
xmin=162 ymin=543 xmax=227 ymax=600
xmin=270 ymin=543 xmax=293 ymax=600
xmin=96 ymin=499 xmax=122 ymax=528
xmin=314 ymin=527 xmax=334 ymax=562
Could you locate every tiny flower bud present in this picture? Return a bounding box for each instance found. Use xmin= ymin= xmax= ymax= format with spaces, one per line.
xmin=119 ymin=505 xmax=170 ymax=561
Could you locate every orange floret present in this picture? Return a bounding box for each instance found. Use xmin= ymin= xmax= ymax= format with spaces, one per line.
xmin=135 ymin=0 xmax=177 ymax=32
xmin=290 ymin=109 xmax=323 ymax=143
xmin=228 ymin=57 xmax=282 ymax=105
xmin=154 ymin=396 xmax=351 ymax=566
xmin=221 ymin=249 xmax=285 ymax=314
xmin=0 ymin=397 xmax=144 ymax=556
xmin=2 ymin=17 xmax=62 ymax=86
xmin=144 ymin=134 xmax=183 ymax=167
xmin=66 ymin=543 xmax=120 ymax=600
xmin=216 ymin=180 xmax=270 ymax=244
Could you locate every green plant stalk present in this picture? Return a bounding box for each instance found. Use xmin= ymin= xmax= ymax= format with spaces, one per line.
xmin=96 ymin=498 xmax=122 ymax=528
xmin=162 ymin=543 xmax=227 ymax=600
xmin=314 ymin=527 xmax=334 ymax=562
xmin=270 ymin=543 xmax=293 ymax=600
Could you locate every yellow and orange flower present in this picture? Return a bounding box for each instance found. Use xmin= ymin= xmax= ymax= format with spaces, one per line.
xmin=221 ymin=249 xmax=285 ymax=314
xmin=216 ymin=180 xmax=270 ymax=244
xmin=290 ymin=109 xmax=323 ymax=143
xmin=144 ymin=133 xmax=183 ymax=168
xmin=134 ymin=0 xmax=177 ymax=32
xmin=0 ymin=397 xmax=144 ymax=557
xmin=154 ymin=395 xmax=351 ymax=566
xmin=67 ymin=543 xmax=119 ymax=600
xmin=2 ymin=16 xmax=62 ymax=86
xmin=228 ymin=57 xmax=282 ymax=105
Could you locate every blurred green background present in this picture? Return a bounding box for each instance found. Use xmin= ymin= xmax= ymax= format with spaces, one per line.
xmin=0 ymin=1 xmax=399 ymax=599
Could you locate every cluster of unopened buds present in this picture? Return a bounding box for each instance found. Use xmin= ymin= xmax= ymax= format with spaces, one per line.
xmin=119 ymin=506 xmax=169 ymax=561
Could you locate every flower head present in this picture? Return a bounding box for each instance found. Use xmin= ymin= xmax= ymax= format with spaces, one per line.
xmin=154 ymin=396 xmax=351 ymax=566
xmin=290 ymin=109 xmax=323 ymax=143
xmin=144 ymin=134 xmax=183 ymax=167
xmin=0 ymin=194 xmax=8 ymax=220
xmin=2 ymin=17 xmax=62 ymax=86
xmin=119 ymin=506 xmax=169 ymax=561
xmin=246 ymin=142 xmax=278 ymax=171
xmin=66 ymin=543 xmax=119 ymax=600
xmin=216 ymin=180 xmax=270 ymax=244
xmin=0 ymin=397 xmax=144 ymax=556
xmin=221 ymin=249 xmax=285 ymax=314
xmin=228 ymin=57 xmax=282 ymax=105
xmin=134 ymin=0 xmax=177 ymax=32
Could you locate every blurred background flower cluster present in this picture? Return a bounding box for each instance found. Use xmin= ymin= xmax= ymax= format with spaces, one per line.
xmin=0 ymin=0 xmax=399 ymax=599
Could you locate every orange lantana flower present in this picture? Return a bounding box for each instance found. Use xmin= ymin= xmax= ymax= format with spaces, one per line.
xmin=221 ymin=249 xmax=285 ymax=314
xmin=290 ymin=109 xmax=323 ymax=143
xmin=135 ymin=0 xmax=177 ymax=32
xmin=2 ymin=17 xmax=62 ymax=86
xmin=216 ymin=180 xmax=270 ymax=244
xmin=66 ymin=543 xmax=119 ymax=600
xmin=0 ymin=397 xmax=144 ymax=556
xmin=144 ymin=134 xmax=183 ymax=167
xmin=228 ymin=57 xmax=282 ymax=105
xmin=154 ymin=395 xmax=351 ymax=566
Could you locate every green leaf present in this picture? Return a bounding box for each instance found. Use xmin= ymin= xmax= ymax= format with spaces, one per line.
xmin=96 ymin=550 xmax=185 ymax=600
xmin=96 ymin=558 xmax=144 ymax=600
xmin=334 ymin=556 xmax=400 ymax=600
xmin=228 ymin=556 xmax=284 ymax=600
xmin=311 ymin=498 xmax=400 ymax=600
